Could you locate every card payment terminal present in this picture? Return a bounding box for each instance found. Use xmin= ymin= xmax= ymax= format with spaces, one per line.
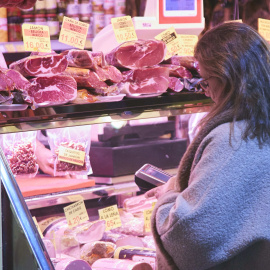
xmin=135 ymin=164 xmax=172 ymax=191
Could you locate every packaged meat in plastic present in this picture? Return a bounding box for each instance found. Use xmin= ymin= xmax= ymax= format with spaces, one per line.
xmin=54 ymin=258 xmax=92 ymax=270
xmin=43 ymin=218 xmax=106 ymax=247
xmin=105 ymin=39 xmax=166 ymax=69
xmin=114 ymin=246 xmax=156 ymax=270
xmin=0 ymin=131 xmax=39 ymax=178
xmin=123 ymin=194 xmax=157 ymax=214
xmin=92 ymin=258 xmax=152 ymax=270
xmin=47 ymin=126 xmax=92 ymax=176
xmin=80 ymin=241 xmax=116 ymax=265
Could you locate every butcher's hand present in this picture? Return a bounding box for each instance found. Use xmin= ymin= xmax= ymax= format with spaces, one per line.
xmin=145 ymin=175 xmax=176 ymax=199
xmin=36 ymin=140 xmax=54 ymax=176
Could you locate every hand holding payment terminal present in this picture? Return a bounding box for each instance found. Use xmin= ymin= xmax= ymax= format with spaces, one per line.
xmin=135 ymin=164 xmax=172 ymax=191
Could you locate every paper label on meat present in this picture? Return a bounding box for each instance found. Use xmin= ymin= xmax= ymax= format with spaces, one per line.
xmin=59 ymin=16 xmax=89 ymax=49
xmin=58 ymin=146 xmax=85 ymax=166
xmin=64 ymin=200 xmax=89 ymax=228
xmin=22 ymin=24 xmax=51 ymax=53
xmin=111 ymin=15 xmax=138 ymax=43
xmin=32 ymin=216 xmax=44 ymax=238
xmin=98 ymin=205 xmax=122 ymax=231
xmin=177 ymin=34 xmax=198 ymax=56
xmin=258 ymin=18 xmax=270 ymax=42
xmin=155 ymin=26 xmax=181 ymax=60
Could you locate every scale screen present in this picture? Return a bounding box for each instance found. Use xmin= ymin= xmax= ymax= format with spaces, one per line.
xmin=164 ymin=0 xmax=197 ymax=17
xmin=143 ymin=165 xmax=171 ymax=182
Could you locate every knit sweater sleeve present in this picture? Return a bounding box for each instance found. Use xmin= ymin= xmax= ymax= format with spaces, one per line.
xmin=151 ymin=122 xmax=270 ymax=270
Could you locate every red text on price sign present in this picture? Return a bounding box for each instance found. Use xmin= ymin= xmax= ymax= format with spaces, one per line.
xmin=98 ymin=205 xmax=122 ymax=231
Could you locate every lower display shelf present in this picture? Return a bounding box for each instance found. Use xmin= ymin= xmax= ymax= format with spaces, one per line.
xmin=25 ymin=181 xmax=139 ymax=210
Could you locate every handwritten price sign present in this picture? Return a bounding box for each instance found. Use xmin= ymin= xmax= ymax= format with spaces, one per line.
xmin=98 ymin=205 xmax=122 ymax=231
xmin=178 ymin=35 xmax=198 ymax=56
xmin=155 ymin=26 xmax=181 ymax=60
xmin=22 ymin=24 xmax=51 ymax=52
xmin=64 ymin=200 xmax=89 ymax=228
xmin=59 ymin=16 xmax=89 ymax=49
xmin=143 ymin=208 xmax=154 ymax=233
xmin=111 ymin=16 xmax=138 ymax=43
xmin=258 ymin=18 xmax=270 ymax=42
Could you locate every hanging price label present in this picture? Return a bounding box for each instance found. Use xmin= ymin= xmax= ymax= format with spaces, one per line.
xmin=111 ymin=16 xmax=138 ymax=43
xmin=64 ymin=200 xmax=89 ymax=228
xmin=32 ymin=216 xmax=44 ymax=238
xmin=58 ymin=146 xmax=85 ymax=166
xmin=178 ymin=34 xmax=198 ymax=56
xmin=258 ymin=18 xmax=270 ymax=42
xmin=155 ymin=27 xmax=181 ymax=60
xmin=22 ymin=24 xmax=51 ymax=52
xmin=143 ymin=208 xmax=154 ymax=233
xmin=98 ymin=205 xmax=122 ymax=231
xmin=59 ymin=16 xmax=89 ymax=49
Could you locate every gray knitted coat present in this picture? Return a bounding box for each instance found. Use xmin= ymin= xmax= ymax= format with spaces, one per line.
xmin=151 ymin=119 xmax=270 ymax=270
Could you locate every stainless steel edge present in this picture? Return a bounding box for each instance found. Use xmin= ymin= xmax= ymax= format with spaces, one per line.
xmin=25 ymin=182 xmax=140 ymax=210
xmin=0 ymin=147 xmax=54 ymax=269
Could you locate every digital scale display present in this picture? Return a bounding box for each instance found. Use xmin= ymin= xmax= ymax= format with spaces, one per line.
xmin=143 ymin=165 xmax=171 ymax=182
xmin=163 ymin=0 xmax=197 ymax=17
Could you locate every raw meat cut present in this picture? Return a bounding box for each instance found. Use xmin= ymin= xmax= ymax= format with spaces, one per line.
xmin=94 ymin=65 xmax=122 ymax=83
xmin=80 ymin=241 xmax=116 ymax=265
xmin=72 ymin=89 xmax=99 ymax=104
xmin=61 ymin=49 xmax=96 ymax=69
xmin=168 ymin=77 xmax=184 ymax=92
xmin=92 ymin=258 xmax=152 ymax=270
xmin=92 ymin=51 xmax=105 ymax=67
xmin=28 ymin=75 xmax=77 ymax=107
xmin=55 ymin=258 xmax=92 ymax=270
xmin=74 ymin=73 xmax=108 ymax=89
xmin=0 ymin=68 xmax=31 ymax=91
xmin=165 ymin=55 xmax=200 ymax=73
xmin=105 ymin=39 xmax=166 ymax=69
xmin=159 ymin=64 xmax=193 ymax=79
xmin=119 ymin=67 xmax=170 ymax=95
xmin=63 ymin=67 xmax=91 ymax=77
xmin=10 ymin=54 xmax=68 ymax=77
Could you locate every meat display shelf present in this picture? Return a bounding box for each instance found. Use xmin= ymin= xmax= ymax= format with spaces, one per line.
xmin=0 ymin=92 xmax=212 ymax=134
xmin=25 ymin=181 xmax=139 ymax=210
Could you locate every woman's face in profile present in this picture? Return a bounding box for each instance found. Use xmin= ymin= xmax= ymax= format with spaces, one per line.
xmin=198 ymin=62 xmax=224 ymax=103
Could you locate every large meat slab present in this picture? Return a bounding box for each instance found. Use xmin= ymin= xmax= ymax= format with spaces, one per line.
xmin=10 ymin=54 xmax=68 ymax=77
xmin=105 ymin=39 xmax=166 ymax=69
xmin=28 ymin=75 xmax=77 ymax=107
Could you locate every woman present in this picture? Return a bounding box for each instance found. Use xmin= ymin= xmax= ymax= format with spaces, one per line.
xmin=146 ymin=22 xmax=270 ymax=270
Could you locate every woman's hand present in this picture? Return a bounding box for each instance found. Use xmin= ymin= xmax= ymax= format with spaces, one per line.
xmin=145 ymin=175 xmax=176 ymax=199
xmin=35 ymin=140 xmax=54 ymax=176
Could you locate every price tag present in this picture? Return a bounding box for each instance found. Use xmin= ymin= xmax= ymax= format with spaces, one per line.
xmin=111 ymin=15 xmax=138 ymax=43
xmin=177 ymin=35 xmax=198 ymax=56
xmin=258 ymin=18 xmax=270 ymax=42
xmin=155 ymin=27 xmax=181 ymax=60
xmin=58 ymin=146 xmax=85 ymax=166
xmin=98 ymin=205 xmax=122 ymax=231
xmin=22 ymin=24 xmax=51 ymax=52
xmin=64 ymin=200 xmax=89 ymax=228
xmin=143 ymin=208 xmax=153 ymax=233
xmin=67 ymin=194 xmax=84 ymax=202
xmin=32 ymin=216 xmax=43 ymax=238
xmin=59 ymin=16 xmax=89 ymax=49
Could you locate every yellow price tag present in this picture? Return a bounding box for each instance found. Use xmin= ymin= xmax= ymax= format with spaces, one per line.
xmin=258 ymin=18 xmax=270 ymax=42
xmin=22 ymin=24 xmax=51 ymax=52
xmin=178 ymin=34 xmax=198 ymax=56
xmin=58 ymin=146 xmax=85 ymax=166
xmin=143 ymin=208 xmax=153 ymax=233
xmin=59 ymin=16 xmax=89 ymax=49
xmin=155 ymin=26 xmax=181 ymax=60
xmin=111 ymin=15 xmax=138 ymax=43
xmin=67 ymin=194 xmax=84 ymax=202
xmin=32 ymin=216 xmax=44 ymax=238
xmin=98 ymin=205 xmax=122 ymax=231
xmin=64 ymin=200 xmax=89 ymax=228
